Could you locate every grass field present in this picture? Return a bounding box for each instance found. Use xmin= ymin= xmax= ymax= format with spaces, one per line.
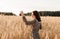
xmin=0 ymin=16 xmax=60 ymax=39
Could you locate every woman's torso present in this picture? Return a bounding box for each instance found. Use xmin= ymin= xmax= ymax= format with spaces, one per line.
xmin=32 ymin=19 xmax=40 ymax=32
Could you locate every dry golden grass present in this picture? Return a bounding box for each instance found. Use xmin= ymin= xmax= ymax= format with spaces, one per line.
xmin=0 ymin=16 xmax=60 ymax=39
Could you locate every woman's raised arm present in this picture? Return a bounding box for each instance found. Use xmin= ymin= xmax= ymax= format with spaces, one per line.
xmin=22 ymin=16 xmax=36 ymax=25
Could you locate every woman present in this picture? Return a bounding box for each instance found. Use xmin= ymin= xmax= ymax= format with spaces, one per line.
xmin=21 ymin=10 xmax=42 ymax=39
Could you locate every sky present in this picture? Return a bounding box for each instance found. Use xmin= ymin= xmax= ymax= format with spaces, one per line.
xmin=0 ymin=0 xmax=60 ymax=15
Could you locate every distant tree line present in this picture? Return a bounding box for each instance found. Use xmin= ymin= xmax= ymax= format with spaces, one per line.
xmin=0 ymin=11 xmax=60 ymax=16
xmin=0 ymin=12 xmax=16 ymax=16
xmin=39 ymin=11 xmax=60 ymax=16
xmin=24 ymin=11 xmax=60 ymax=16
xmin=24 ymin=12 xmax=31 ymax=16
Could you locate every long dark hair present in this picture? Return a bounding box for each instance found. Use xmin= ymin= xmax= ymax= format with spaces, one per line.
xmin=33 ymin=10 xmax=41 ymax=22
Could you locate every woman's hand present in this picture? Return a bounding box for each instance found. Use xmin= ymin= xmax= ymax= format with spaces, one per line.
xmin=20 ymin=11 xmax=24 ymax=16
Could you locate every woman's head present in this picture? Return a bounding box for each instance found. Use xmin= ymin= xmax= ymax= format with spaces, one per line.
xmin=31 ymin=10 xmax=41 ymax=22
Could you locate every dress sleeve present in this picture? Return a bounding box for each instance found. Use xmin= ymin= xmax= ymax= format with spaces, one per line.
xmin=22 ymin=16 xmax=36 ymax=25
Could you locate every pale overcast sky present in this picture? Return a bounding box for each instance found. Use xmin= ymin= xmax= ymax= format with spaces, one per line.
xmin=0 ymin=0 xmax=60 ymax=15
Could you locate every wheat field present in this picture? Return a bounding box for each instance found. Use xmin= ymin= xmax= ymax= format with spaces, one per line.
xmin=0 ymin=16 xmax=60 ymax=39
